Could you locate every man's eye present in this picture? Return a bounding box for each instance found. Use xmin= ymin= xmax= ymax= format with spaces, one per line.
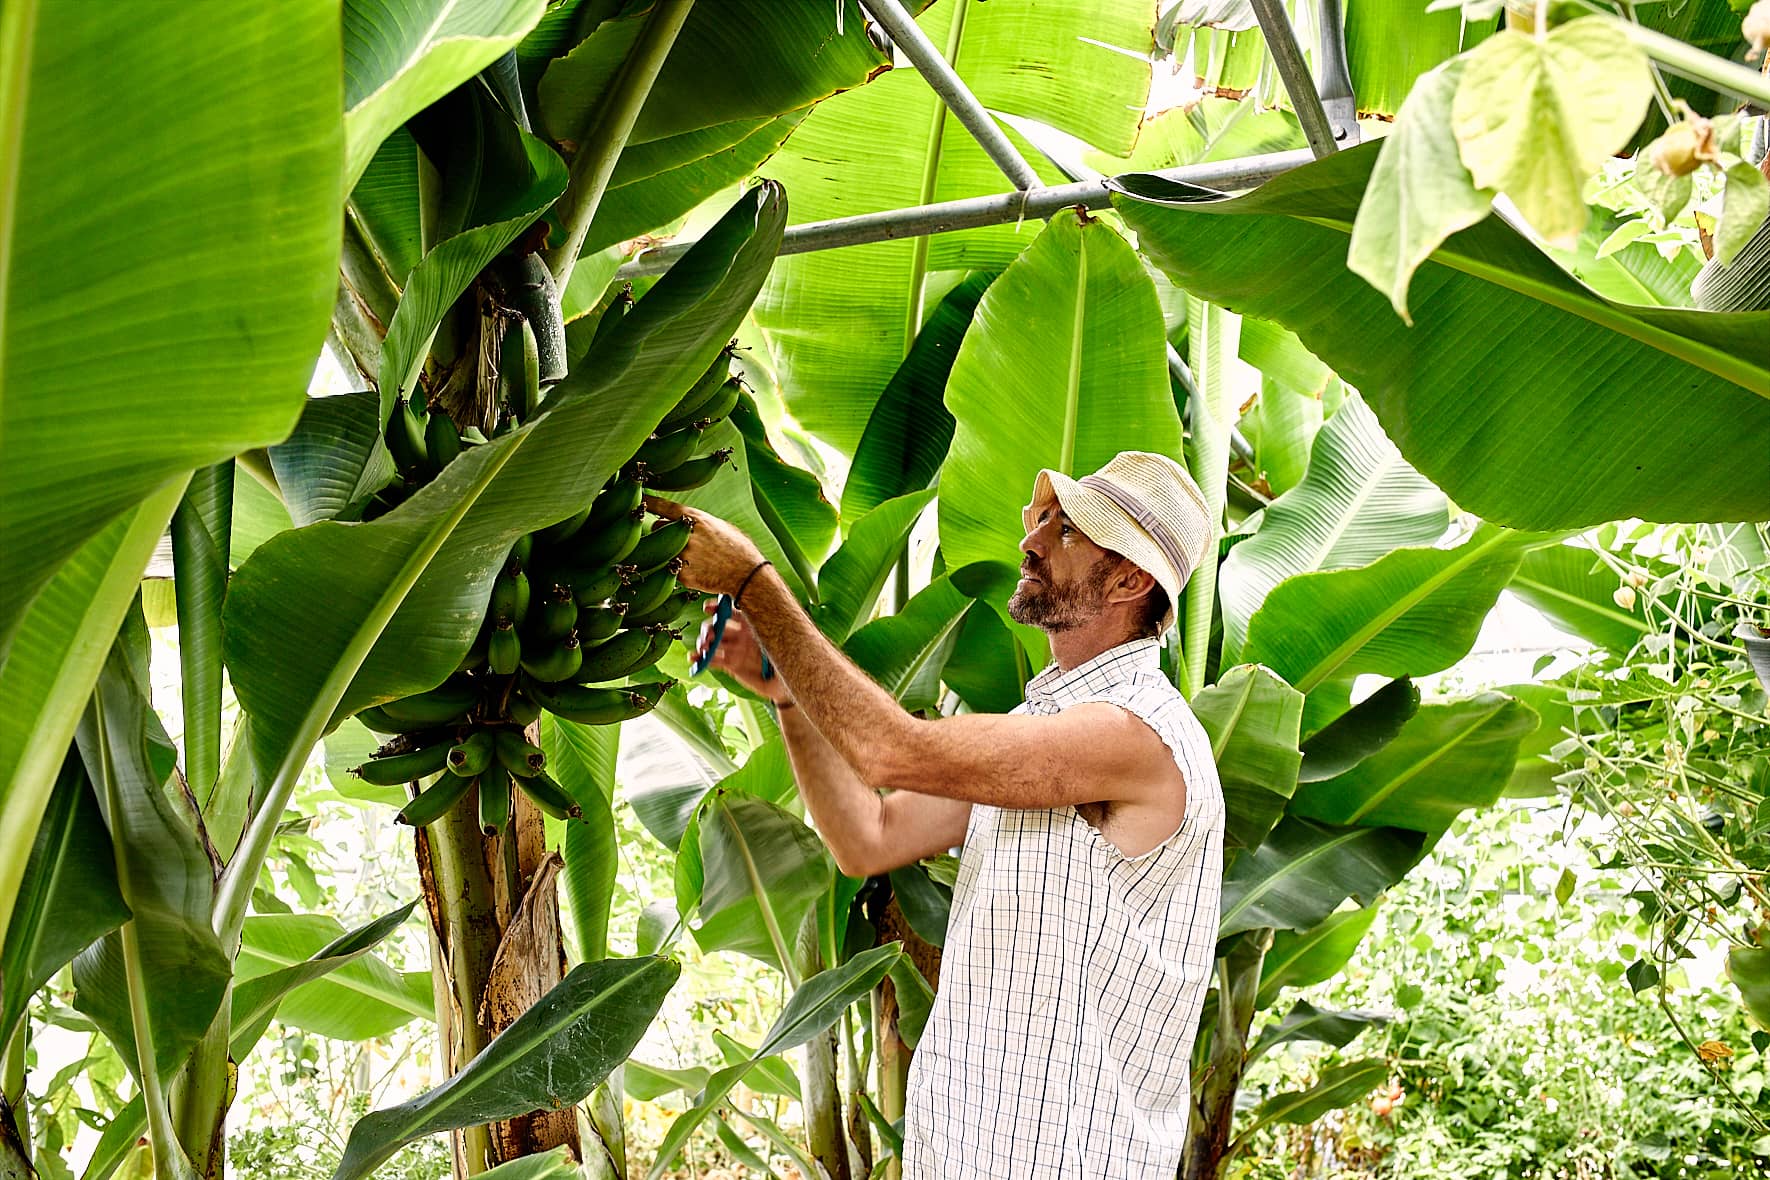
xmin=1059 ymin=524 xmax=1074 ymax=536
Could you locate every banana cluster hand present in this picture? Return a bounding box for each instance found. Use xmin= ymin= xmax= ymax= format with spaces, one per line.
xmin=351 ymin=330 xmax=747 ymax=834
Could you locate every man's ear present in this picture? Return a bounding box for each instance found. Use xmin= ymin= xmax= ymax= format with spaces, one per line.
xmin=1108 ymin=559 xmax=1156 ymax=605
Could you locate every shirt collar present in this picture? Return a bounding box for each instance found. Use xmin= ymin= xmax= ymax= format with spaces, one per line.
xmin=1024 ymin=638 xmax=1162 ymax=705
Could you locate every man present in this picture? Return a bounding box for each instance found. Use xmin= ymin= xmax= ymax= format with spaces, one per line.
xmin=649 ymin=450 xmax=1225 ymax=1179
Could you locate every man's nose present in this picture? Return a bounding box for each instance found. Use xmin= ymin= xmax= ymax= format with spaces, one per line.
xmin=1019 ymin=528 xmax=1045 ymax=559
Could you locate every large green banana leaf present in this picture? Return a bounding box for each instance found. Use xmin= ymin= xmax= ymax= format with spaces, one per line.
xmin=236 ymin=914 xmax=432 ymax=1041
xmin=222 ymin=186 xmax=784 ymax=940
xmin=816 ymin=490 xmax=937 ymax=640
xmin=686 ymin=792 xmax=832 ymax=972
xmin=1085 ymin=96 xmax=1306 ymax=175
xmin=843 ymin=576 xmax=974 ymax=712
xmin=1507 ymin=542 xmax=1654 ymax=654
xmin=1191 ymin=665 xmax=1304 ymax=852
xmin=1255 ymin=904 xmax=1380 ymax=1009
xmin=753 ymin=0 xmax=1155 ymax=453
xmin=535 ymin=0 xmax=885 ymax=257
xmin=1297 ymin=677 xmax=1419 ymax=783
xmin=342 ymin=0 xmax=545 ymax=188
xmin=1219 ymin=816 xmax=1424 ymax=937
xmin=1290 ymin=693 xmax=1539 ymax=833
xmin=1 ymin=753 xmax=130 ymax=1050
xmin=1246 ymin=999 xmax=1386 ymax=1065
xmin=1216 ymin=394 xmax=1446 ymax=660
xmin=939 ymin=212 xmax=1179 ymax=590
xmin=333 ymin=956 xmax=680 ymax=1180
xmin=540 ymin=714 xmax=620 ymax=962
xmin=730 ymin=390 xmax=838 ymax=594
xmin=0 ymin=2 xmax=339 ymax=645
xmin=1243 ymin=524 xmax=1535 ymax=692
xmin=1114 ymin=147 xmax=1770 ymax=528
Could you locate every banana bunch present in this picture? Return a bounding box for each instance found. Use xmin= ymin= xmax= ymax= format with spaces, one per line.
xmin=352 ymin=320 xmax=745 ymax=836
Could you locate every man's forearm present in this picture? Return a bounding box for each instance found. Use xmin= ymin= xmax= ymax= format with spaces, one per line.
xmin=776 ymin=703 xmax=886 ymax=877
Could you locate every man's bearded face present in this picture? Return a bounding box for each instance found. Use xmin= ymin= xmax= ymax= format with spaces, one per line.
xmin=1007 ymin=551 xmax=1115 ymax=631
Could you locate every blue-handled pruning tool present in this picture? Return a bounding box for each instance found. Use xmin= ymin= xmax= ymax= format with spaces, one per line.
xmin=692 ymin=593 xmax=773 ymax=680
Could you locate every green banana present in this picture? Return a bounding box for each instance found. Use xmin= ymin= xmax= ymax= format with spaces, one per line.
xmin=395 ymin=772 xmax=476 ymax=828
xmin=447 ymin=729 xmax=495 ymax=777
xmin=626 ymin=517 xmax=693 ymax=576
xmin=385 ymin=398 xmax=429 ymax=475
xmin=531 ymin=586 xmax=578 ymax=641
xmin=617 ymin=564 xmax=679 ymax=618
xmin=490 ymin=561 xmax=530 ymax=626
xmin=494 ymin=729 xmax=546 ymax=777
xmin=525 ymin=679 xmax=670 ymax=725
xmin=657 ymin=353 xmax=733 ymax=432
xmin=635 ymin=625 xmax=680 ymax=671
xmin=507 ymin=689 xmax=542 ymax=727
xmin=354 ymin=740 xmax=451 ymax=785
xmin=537 ymin=506 xmax=590 ymax=545
xmin=424 ymin=406 xmax=461 ymax=473
xmin=479 ymin=763 xmax=512 ymax=835
xmin=574 ymin=601 xmax=627 ymax=644
xmin=488 ymin=620 xmax=521 ymax=676
xmin=356 ymin=705 xmax=442 ymax=735
xmin=516 ymin=771 xmax=581 ymax=821
xmin=570 ymin=565 xmax=628 ymax=607
xmin=584 ymin=477 xmax=643 ymax=532
xmin=624 ymin=588 xmax=701 ymax=629
xmin=639 ymin=448 xmax=733 ymax=492
xmin=379 ymin=681 xmax=478 ymax=724
xmin=686 ymin=374 xmax=741 ymax=428
xmin=589 ymin=285 xmax=633 ymax=354
xmin=502 ymin=318 xmax=541 ymax=422
xmin=521 ymin=632 xmax=583 ymax=683
xmin=570 ymin=626 xmax=655 ymax=683
xmin=511 ymin=534 xmax=534 ymax=570
xmin=573 ymin=510 xmax=642 ymax=567
xmin=631 ymin=423 xmax=705 ymax=478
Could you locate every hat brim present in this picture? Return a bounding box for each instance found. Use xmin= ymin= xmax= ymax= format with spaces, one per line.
xmin=1030 ymin=469 xmax=1184 ymax=634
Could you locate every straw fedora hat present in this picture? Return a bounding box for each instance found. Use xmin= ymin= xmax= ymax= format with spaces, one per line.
xmin=1024 ymin=451 xmax=1213 ymax=633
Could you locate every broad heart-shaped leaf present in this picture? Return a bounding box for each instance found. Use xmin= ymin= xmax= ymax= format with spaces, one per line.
xmin=842 ymin=272 xmax=992 ymax=523
xmin=540 ymin=714 xmax=620 ymax=962
xmin=1244 ymin=525 xmax=1536 ymax=693
xmin=341 ymin=0 xmax=545 ymax=189
xmin=380 ymin=121 xmax=568 ymax=408
xmin=816 ymin=491 xmax=937 ymax=641
xmin=1507 ymin=543 xmax=1653 ymax=654
xmin=754 ymin=0 xmax=1154 ymax=454
xmin=0 ymin=487 xmax=181 ymax=956
xmin=333 ymin=955 xmax=679 ymax=1180
xmin=690 ymin=792 xmax=833 ymax=972
xmin=1246 ymin=999 xmax=1387 ymax=1065
xmin=0 ymin=2 xmax=339 ymax=646
xmin=843 ymin=577 xmax=974 ymax=711
xmin=1236 ymin=1058 xmax=1388 ymax=1145
xmin=645 ymin=942 xmax=904 ymax=1180
xmin=1219 ymin=816 xmax=1424 ymax=938
xmin=1450 ymin=19 xmax=1653 ymax=247
xmin=1728 ymin=946 xmax=1770 ymax=1029
xmin=1113 ymin=147 xmax=1770 ymax=528
xmin=1211 ymin=394 xmax=1446 ymax=661
xmin=71 ymin=644 xmax=230 ymax=1081
xmin=1298 ymin=678 xmax=1419 ymax=783
xmin=236 ymin=914 xmax=431 ymax=1041
xmin=1 ymin=753 xmax=130 ymax=1049
xmin=1291 ymin=693 xmax=1539 ymax=834
xmin=1256 ymin=904 xmax=1379 ymax=1010
xmin=1349 ymin=59 xmax=1494 ymax=322
xmin=223 ymin=185 xmax=785 ymax=907
xmin=939 ymin=212 xmax=1180 ymax=589
xmin=1191 ymin=666 xmax=1303 ymax=852
xmin=269 ymin=391 xmax=395 ymax=527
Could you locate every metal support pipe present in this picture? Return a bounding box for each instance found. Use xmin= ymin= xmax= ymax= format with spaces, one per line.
xmin=1314 ymin=0 xmax=1360 ymax=147
xmin=860 ymin=0 xmax=1043 ymax=190
xmin=614 ymin=149 xmax=1314 ymax=278
xmin=1248 ymin=0 xmax=1338 ymax=159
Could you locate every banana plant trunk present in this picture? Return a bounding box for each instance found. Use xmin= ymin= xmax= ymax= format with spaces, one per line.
xmin=1184 ymin=930 xmax=1271 ymax=1180
xmin=870 ymin=895 xmax=941 ymax=1180
xmin=416 ymin=781 xmax=576 ymax=1175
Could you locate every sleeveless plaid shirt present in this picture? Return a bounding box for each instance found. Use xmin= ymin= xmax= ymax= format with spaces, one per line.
xmin=901 ymin=639 xmax=1225 ymax=1179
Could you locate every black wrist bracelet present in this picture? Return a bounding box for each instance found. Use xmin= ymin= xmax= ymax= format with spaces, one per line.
xmin=733 ymin=559 xmax=772 ymax=610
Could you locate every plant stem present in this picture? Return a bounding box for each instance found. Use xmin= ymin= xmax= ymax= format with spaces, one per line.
xmin=1180 ymin=299 xmax=1239 ymax=698
xmin=544 ymin=0 xmax=697 ymax=288
xmin=1 ymin=1024 xmax=24 ymax=1137
xmin=171 ymin=462 xmax=233 ymax=802
xmin=168 ymin=993 xmax=232 ymax=1179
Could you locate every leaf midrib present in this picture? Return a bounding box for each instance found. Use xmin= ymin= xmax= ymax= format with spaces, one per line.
xmin=1510 ymin=574 xmax=1649 ymax=635
xmin=0 ymin=0 xmax=36 ymax=444
xmin=1223 ymin=825 xmax=1373 ymax=930
xmin=1339 ymin=701 xmax=1507 ymax=825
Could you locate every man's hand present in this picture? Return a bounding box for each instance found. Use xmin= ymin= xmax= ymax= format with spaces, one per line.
xmin=645 ymin=497 xmax=765 ymax=596
xmin=694 ymin=601 xmax=791 ymax=703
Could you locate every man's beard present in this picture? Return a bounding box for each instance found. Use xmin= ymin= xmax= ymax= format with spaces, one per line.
xmin=1006 ymin=556 xmax=1112 ymax=632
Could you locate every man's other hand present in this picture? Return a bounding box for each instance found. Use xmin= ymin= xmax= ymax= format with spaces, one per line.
xmin=695 ymin=601 xmax=791 ymax=703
